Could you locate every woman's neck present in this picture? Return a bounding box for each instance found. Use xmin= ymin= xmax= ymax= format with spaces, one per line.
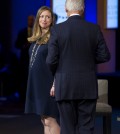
xmin=41 ymin=28 xmax=49 ymax=36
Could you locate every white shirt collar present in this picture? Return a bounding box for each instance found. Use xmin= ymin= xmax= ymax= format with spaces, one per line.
xmin=70 ymin=14 xmax=80 ymax=17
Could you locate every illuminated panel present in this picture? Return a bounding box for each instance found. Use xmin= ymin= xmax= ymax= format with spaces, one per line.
xmin=105 ymin=0 xmax=118 ymax=28
xmin=52 ymin=0 xmax=68 ymax=24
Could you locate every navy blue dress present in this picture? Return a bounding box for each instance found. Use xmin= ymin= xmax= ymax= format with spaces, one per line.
xmin=25 ymin=43 xmax=59 ymax=118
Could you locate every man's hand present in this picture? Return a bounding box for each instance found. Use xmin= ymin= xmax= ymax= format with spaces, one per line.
xmin=50 ymin=85 xmax=55 ymax=97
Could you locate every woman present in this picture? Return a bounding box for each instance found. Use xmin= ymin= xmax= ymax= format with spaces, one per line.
xmin=25 ymin=6 xmax=60 ymax=134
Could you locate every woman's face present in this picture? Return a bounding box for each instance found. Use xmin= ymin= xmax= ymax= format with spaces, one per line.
xmin=39 ymin=10 xmax=52 ymax=29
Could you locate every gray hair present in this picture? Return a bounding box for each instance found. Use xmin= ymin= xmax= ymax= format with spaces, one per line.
xmin=65 ymin=0 xmax=84 ymax=12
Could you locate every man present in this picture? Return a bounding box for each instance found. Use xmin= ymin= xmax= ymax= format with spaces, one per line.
xmin=15 ymin=15 xmax=35 ymax=102
xmin=46 ymin=0 xmax=111 ymax=134
xmin=15 ymin=15 xmax=35 ymax=49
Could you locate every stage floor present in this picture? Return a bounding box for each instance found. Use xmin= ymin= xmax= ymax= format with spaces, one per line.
xmin=0 ymin=109 xmax=120 ymax=134
xmin=0 ymin=99 xmax=120 ymax=134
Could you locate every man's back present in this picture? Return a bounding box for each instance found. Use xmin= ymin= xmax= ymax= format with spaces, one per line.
xmin=53 ymin=16 xmax=101 ymax=72
xmin=47 ymin=15 xmax=110 ymax=101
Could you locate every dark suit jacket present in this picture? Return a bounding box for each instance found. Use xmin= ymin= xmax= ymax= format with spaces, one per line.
xmin=15 ymin=27 xmax=28 ymax=49
xmin=46 ymin=15 xmax=111 ymax=101
xmin=15 ymin=27 xmax=31 ymax=66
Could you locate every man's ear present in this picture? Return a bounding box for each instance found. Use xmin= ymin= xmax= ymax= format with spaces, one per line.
xmin=65 ymin=7 xmax=68 ymax=13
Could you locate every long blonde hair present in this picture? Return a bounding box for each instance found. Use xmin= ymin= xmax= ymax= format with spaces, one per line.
xmin=27 ymin=6 xmax=54 ymax=45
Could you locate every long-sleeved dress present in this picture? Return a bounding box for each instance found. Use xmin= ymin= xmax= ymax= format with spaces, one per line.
xmin=25 ymin=43 xmax=59 ymax=119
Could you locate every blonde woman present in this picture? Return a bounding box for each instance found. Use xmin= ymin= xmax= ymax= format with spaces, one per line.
xmin=25 ymin=6 xmax=60 ymax=134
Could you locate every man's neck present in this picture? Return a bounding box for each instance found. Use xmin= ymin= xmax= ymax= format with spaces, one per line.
xmin=68 ymin=11 xmax=80 ymax=17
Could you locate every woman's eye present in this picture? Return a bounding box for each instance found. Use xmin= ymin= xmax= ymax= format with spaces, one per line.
xmin=40 ymin=15 xmax=44 ymax=18
xmin=46 ymin=16 xmax=50 ymax=19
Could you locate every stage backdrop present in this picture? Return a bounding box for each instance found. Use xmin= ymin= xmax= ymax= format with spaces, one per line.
xmin=10 ymin=0 xmax=116 ymax=72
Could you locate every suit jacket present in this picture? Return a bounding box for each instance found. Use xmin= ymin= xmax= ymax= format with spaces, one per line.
xmin=15 ymin=27 xmax=28 ymax=49
xmin=46 ymin=15 xmax=111 ymax=101
xmin=15 ymin=27 xmax=31 ymax=65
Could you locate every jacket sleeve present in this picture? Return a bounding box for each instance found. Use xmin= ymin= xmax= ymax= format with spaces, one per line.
xmin=95 ymin=26 xmax=111 ymax=64
xmin=46 ymin=27 xmax=59 ymax=76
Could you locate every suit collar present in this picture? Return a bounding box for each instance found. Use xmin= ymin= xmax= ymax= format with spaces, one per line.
xmin=70 ymin=14 xmax=80 ymax=17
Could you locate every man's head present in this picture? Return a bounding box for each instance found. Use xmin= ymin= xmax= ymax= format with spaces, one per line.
xmin=65 ymin=0 xmax=84 ymax=16
xmin=28 ymin=15 xmax=35 ymax=28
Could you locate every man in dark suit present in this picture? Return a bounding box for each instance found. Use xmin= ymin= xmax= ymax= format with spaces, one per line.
xmin=15 ymin=15 xmax=35 ymax=102
xmin=46 ymin=0 xmax=111 ymax=133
